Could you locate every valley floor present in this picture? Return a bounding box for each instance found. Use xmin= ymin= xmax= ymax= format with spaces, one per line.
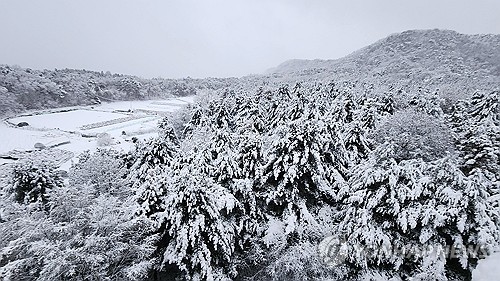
xmin=0 ymin=96 xmax=194 ymax=169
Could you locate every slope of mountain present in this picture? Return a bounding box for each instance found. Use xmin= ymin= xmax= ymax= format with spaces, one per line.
xmin=268 ymin=29 xmax=500 ymax=97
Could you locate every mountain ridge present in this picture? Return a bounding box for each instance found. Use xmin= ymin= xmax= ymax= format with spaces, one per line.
xmin=268 ymin=29 xmax=500 ymax=75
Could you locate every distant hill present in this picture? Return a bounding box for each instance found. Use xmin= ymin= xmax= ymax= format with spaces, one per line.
xmin=267 ymin=29 xmax=500 ymax=98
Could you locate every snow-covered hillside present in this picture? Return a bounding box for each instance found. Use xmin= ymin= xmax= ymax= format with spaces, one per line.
xmin=267 ymin=29 xmax=500 ymax=98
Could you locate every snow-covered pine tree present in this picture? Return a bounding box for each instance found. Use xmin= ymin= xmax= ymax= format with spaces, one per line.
xmin=10 ymin=160 xmax=63 ymax=205
xmin=201 ymin=95 xmax=265 ymax=269
xmin=452 ymin=91 xmax=500 ymax=179
xmin=231 ymin=93 xmax=265 ymax=180
xmin=342 ymin=120 xmax=371 ymax=166
xmin=208 ymin=97 xmax=233 ymax=130
xmin=266 ymin=85 xmax=307 ymax=129
xmin=234 ymin=94 xmax=265 ymax=134
xmin=377 ymin=92 xmax=396 ymax=116
xmin=357 ymin=98 xmax=378 ymax=130
xmin=447 ymin=99 xmax=470 ymax=131
xmin=333 ymin=144 xmax=499 ymax=280
xmin=260 ymin=116 xmax=346 ymax=232
xmin=287 ymin=83 xmax=308 ymax=121
xmin=182 ymin=103 xmax=209 ymax=137
xmin=132 ymin=118 xmax=179 ymax=216
xmin=196 ymin=100 xmax=261 ymax=243
xmin=333 ymin=93 xmax=393 ymax=168
xmin=457 ymin=124 xmax=500 ymax=179
xmin=177 ymin=102 xmax=241 ymax=184
xmin=330 ymin=91 xmax=358 ymax=124
xmin=448 ymin=93 xmax=500 ymax=223
xmin=236 ymin=132 xmax=263 ymax=179
xmin=172 ymin=126 xmax=215 ymax=179
xmin=468 ymin=91 xmax=499 ymax=125
xmin=156 ymin=166 xmax=238 ymax=281
xmin=210 ymin=128 xmax=242 ymax=183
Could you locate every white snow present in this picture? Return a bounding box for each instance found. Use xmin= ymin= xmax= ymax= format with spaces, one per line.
xmin=84 ymin=116 xmax=159 ymax=136
xmin=94 ymin=97 xmax=193 ymax=113
xmin=472 ymin=252 xmax=500 ymax=281
xmin=0 ymin=97 xmax=194 ymax=170
xmin=10 ymin=110 xmax=128 ymax=131
xmin=0 ymin=121 xmax=68 ymax=153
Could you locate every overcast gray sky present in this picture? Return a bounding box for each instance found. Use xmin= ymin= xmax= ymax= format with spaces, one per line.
xmin=1 ymin=0 xmax=499 ymax=78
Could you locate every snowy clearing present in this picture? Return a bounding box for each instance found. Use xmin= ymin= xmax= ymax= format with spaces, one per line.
xmin=10 ymin=110 xmax=128 ymax=131
xmin=0 ymin=97 xmax=194 ymax=170
xmin=93 ymin=96 xmax=194 ymax=113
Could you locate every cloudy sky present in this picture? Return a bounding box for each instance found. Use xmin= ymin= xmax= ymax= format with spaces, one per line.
xmin=1 ymin=0 xmax=499 ymax=78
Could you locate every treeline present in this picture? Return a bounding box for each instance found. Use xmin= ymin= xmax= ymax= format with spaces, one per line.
xmin=0 ymin=65 xmax=237 ymax=115
xmin=0 ymin=82 xmax=499 ymax=280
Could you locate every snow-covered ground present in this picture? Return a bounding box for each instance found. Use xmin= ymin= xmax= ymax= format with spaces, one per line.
xmin=94 ymin=96 xmax=193 ymax=113
xmin=10 ymin=110 xmax=128 ymax=131
xmin=472 ymin=252 xmax=500 ymax=281
xmin=0 ymin=96 xmax=194 ymax=170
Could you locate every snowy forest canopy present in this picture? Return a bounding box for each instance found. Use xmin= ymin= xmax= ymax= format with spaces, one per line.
xmin=1 ymin=81 xmax=499 ymax=280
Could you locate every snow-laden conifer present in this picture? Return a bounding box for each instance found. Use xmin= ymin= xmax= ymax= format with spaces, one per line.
xmin=333 ymin=143 xmax=499 ymax=280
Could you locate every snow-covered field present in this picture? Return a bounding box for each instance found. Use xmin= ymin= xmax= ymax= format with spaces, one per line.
xmin=10 ymin=110 xmax=128 ymax=131
xmin=95 ymin=97 xmax=193 ymax=113
xmin=0 ymin=96 xmax=194 ymax=169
